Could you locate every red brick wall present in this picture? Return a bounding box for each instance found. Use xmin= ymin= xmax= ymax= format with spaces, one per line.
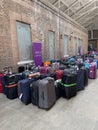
xmin=0 ymin=0 xmax=88 ymax=71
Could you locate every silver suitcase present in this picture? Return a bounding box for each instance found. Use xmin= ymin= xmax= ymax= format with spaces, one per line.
xmin=38 ymin=77 xmax=56 ymax=109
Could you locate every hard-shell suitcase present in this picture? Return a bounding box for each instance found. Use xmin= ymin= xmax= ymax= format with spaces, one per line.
xmin=94 ymin=60 xmax=98 ymax=69
xmin=76 ymin=70 xmax=84 ymax=91
xmin=30 ymin=80 xmax=39 ymax=106
xmin=61 ymin=73 xmax=77 ymax=99
xmin=89 ymin=63 xmax=97 ymax=79
xmin=40 ymin=67 xmax=48 ymax=75
xmin=0 ymin=74 xmax=3 ymax=93
xmin=38 ymin=77 xmax=56 ymax=109
xmin=6 ymin=84 xmax=18 ymax=99
xmin=81 ymin=68 xmax=88 ymax=86
xmin=55 ymin=70 xmax=63 ymax=80
xmin=19 ymin=78 xmax=36 ymax=105
xmin=55 ymin=80 xmax=62 ymax=100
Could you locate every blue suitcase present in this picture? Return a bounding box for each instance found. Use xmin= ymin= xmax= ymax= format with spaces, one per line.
xmin=94 ymin=60 xmax=98 ymax=69
xmin=76 ymin=70 xmax=84 ymax=91
xmin=19 ymin=78 xmax=36 ymax=105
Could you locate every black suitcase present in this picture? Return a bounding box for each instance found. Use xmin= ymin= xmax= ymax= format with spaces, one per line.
xmin=4 ymin=74 xmax=22 ymax=85
xmin=19 ymin=78 xmax=36 ymax=105
xmin=6 ymin=84 xmax=18 ymax=99
xmin=76 ymin=69 xmax=84 ymax=91
xmin=82 ymin=68 xmax=88 ymax=86
xmin=61 ymin=73 xmax=77 ymax=99
xmin=30 ymin=80 xmax=39 ymax=106
xmin=55 ymin=81 xmax=62 ymax=100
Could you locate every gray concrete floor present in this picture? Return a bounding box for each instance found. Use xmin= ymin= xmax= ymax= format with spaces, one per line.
xmin=0 ymin=77 xmax=98 ymax=130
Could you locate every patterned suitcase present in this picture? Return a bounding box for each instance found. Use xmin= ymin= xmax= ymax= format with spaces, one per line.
xmin=89 ymin=63 xmax=97 ymax=79
xmin=55 ymin=70 xmax=64 ymax=80
xmin=0 ymin=74 xmax=3 ymax=93
xmin=38 ymin=77 xmax=56 ymax=109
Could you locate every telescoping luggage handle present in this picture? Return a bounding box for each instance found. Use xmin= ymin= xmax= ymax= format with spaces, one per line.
xmin=61 ymin=82 xmax=76 ymax=87
xmin=6 ymin=83 xmax=17 ymax=88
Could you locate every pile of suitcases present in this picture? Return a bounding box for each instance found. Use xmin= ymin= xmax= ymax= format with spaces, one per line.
xmin=0 ymin=54 xmax=98 ymax=110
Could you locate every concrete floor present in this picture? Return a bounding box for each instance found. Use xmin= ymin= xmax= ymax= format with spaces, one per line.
xmin=0 ymin=77 xmax=98 ymax=130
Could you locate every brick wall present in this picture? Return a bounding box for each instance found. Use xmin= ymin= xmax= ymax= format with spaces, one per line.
xmin=0 ymin=0 xmax=88 ymax=71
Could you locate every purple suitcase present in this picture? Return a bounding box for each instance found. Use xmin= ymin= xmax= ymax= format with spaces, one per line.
xmin=89 ymin=63 xmax=97 ymax=79
xmin=40 ymin=67 xmax=47 ymax=75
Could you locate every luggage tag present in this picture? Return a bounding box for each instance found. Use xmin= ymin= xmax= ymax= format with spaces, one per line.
xmin=19 ymin=93 xmax=23 ymax=99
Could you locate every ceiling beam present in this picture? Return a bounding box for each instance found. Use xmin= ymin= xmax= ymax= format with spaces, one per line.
xmin=71 ymin=0 xmax=95 ymax=17
xmin=74 ymin=7 xmax=98 ymax=21
xmin=81 ymin=15 xmax=97 ymax=26
xmin=53 ymin=0 xmax=59 ymax=6
xmin=64 ymin=0 xmax=78 ymax=13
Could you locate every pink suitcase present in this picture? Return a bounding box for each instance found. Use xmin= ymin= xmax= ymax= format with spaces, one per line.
xmin=40 ymin=67 xmax=47 ymax=75
xmin=89 ymin=62 xmax=97 ymax=79
xmin=0 ymin=74 xmax=3 ymax=93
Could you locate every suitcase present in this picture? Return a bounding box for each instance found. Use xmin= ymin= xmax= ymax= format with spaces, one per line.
xmin=84 ymin=62 xmax=90 ymax=69
xmin=3 ymin=74 xmax=22 ymax=85
xmin=2 ymin=76 xmax=7 ymax=94
xmin=38 ymin=77 xmax=56 ymax=109
xmin=0 ymin=74 xmax=3 ymax=93
xmin=51 ymin=62 xmax=60 ymax=71
xmin=76 ymin=70 xmax=84 ymax=91
xmin=18 ymin=66 xmax=25 ymax=73
xmin=55 ymin=70 xmax=63 ymax=80
xmin=94 ymin=60 xmax=98 ymax=69
xmin=55 ymin=80 xmax=62 ymax=100
xmin=2 ymin=74 xmax=22 ymax=95
xmin=6 ymin=84 xmax=18 ymax=99
xmin=19 ymin=78 xmax=36 ymax=105
xmin=61 ymin=73 xmax=77 ymax=99
xmin=40 ymin=67 xmax=48 ymax=75
xmin=22 ymin=70 xmax=30 ymax=79
xmin=89 ymin=63 xmax=97 ymax=79
xmin=81 ymin=68 xmax=88 ymax=86
xmin=30 ymin=80 xmax=39 ymax=106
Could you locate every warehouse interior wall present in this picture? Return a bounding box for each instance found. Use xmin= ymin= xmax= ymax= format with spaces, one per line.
xmin=0 ymin=0 xmax=88 ymax=71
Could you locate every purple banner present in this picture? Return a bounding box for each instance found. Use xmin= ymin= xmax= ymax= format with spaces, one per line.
xmin=32 ymin=42 xmax=42 ymax=66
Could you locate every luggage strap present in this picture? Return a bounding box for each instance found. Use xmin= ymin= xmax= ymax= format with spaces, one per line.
xmin=61 ymin=82 xmax=76 ymax=87
xmin=6 ymin=84 xmax=17 ymax=88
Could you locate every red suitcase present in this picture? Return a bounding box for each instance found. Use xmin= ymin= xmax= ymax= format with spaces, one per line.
xmin=55 ymin=70 xmax=64 ymax=80
xmin=0 ymin=74 xmax=3 ymax=93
